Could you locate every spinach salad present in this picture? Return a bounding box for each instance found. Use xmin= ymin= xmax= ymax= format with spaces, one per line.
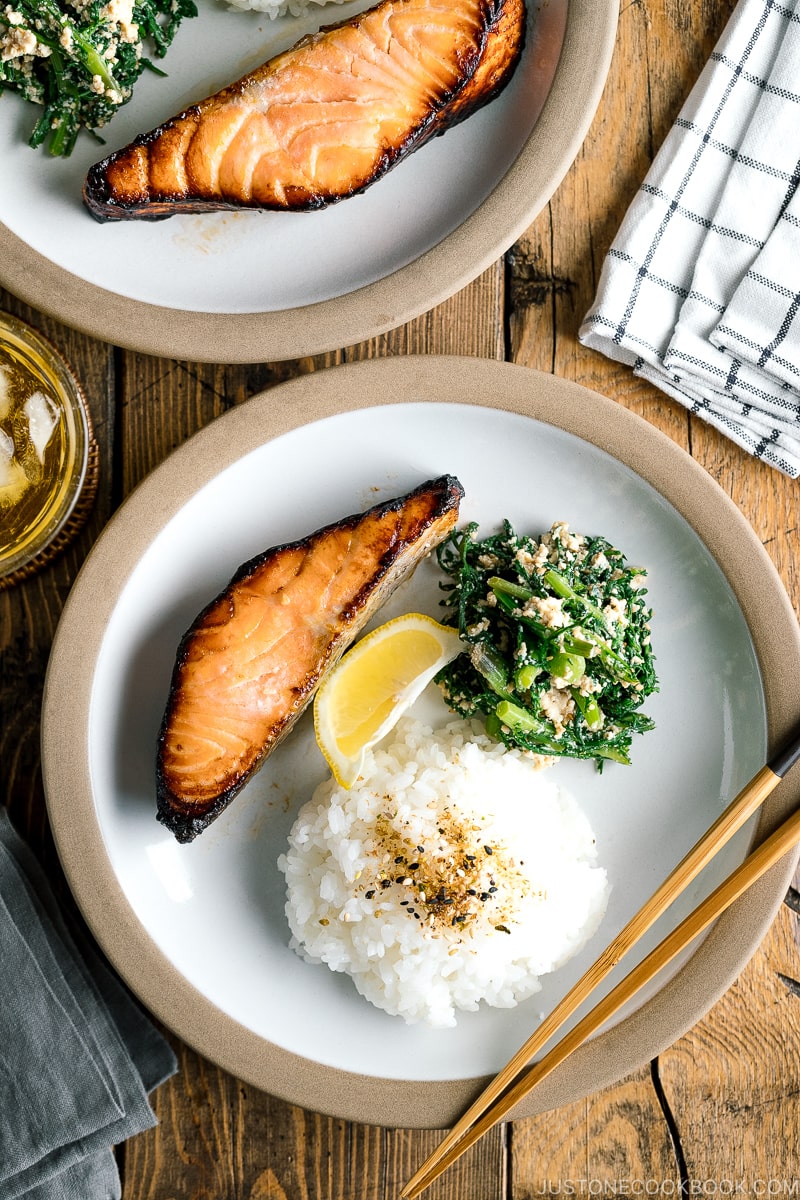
xmin=0 ymin=0 xmax=196 ymax=156
xmin=435 ymin=520 xmax=658 ymax=767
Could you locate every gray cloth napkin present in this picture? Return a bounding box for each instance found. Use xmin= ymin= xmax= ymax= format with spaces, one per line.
xmin=579 ymin=0 xmax=800 ymax=476
xmin=0 ymin=808 xmax=177 ymax=1200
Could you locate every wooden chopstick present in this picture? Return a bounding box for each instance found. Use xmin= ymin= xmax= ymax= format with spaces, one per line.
xmin=401 ymin=730 xmax=800 ymax=1199
xmin=403 ymin=770 xmax=800 ymax=1196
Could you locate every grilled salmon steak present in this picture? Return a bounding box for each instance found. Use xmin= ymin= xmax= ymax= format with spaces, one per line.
xmin=83 ymin=0 xmax=525 ymax=221
xmin=157 ymin=475 xmax=464 ymax=842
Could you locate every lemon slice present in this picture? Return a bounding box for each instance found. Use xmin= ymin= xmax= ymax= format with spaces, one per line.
xmin=313 ymin=612 xmax=464 ymax=787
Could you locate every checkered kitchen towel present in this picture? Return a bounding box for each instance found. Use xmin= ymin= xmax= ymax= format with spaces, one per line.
xmin=579 ymin=0 xmax=800 ymax=476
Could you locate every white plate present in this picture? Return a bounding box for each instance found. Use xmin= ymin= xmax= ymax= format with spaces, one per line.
xmin=42 ymin=359 xmax=800 ymax=1126
xmin=1 ymin=0 xmax=559 ymax=311
xmin=0 ymin=1 xmax=617 ymax=359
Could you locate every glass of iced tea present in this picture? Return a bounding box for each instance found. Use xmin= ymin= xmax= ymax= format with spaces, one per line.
xmin=0 ymin=312 xmax=92 ymax=582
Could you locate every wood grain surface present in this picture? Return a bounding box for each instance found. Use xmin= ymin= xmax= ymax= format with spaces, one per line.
xmin=2 ymin=0 xmax=800 ymax=1195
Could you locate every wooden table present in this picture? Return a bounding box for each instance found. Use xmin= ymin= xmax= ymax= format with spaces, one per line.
xmin=3 ymin=0 xmax=800 ymax=1193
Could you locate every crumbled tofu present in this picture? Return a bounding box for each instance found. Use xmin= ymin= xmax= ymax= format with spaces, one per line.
xmin=550 ymin=521 xmax=585 ymax=554
xmin=466 ymin=619 xmax=490 ymax=637
xmin=603 ymin=595 xmax=628 ymax=628
xmin=101 ymin=0 xmax=135 ymax=26
xmin=1 ymin=25 xmax=38 ymax=60
xmin=576 ymin=674 xmax=602 ymax=697
xmin=521 ymin=595 xmax=568 ymax=629
xmin=529 ymin=541 xmax=549 ymax=571
xmin=539 ymin=686 xmax=575 ymax=736
xmin=521 ymin=751 xmax=558 ymax=770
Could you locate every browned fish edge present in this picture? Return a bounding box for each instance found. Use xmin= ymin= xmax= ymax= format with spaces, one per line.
xmin=156 ymin=474 xmax=464 ymax=843
xmin=82 ymin=0 xmax=526 ymax=222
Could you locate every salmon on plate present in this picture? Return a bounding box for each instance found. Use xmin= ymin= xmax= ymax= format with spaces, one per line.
xmin=83 ymin=0 xmax=525 ymax=220
xmin=157 ymin=476 xmax=464 ymax=842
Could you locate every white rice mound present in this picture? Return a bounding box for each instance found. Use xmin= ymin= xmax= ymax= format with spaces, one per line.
xmin=279 ymin=718 xmax=610 ymax=1027
xmin=224 ymin=0 xmax=348 ymax=19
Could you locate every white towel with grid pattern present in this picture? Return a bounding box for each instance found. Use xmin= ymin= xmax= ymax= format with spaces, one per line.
xmin=579 ymin=0 xmax=800 ymax=476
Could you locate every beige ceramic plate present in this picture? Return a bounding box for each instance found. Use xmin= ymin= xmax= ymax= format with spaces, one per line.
xmin=0 ymin=0 xmax=616 ymax=362
xmin=42 ymin=358 xmax=800 ymax=1126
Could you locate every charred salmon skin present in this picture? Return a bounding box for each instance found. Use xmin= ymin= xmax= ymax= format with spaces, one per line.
xmin=83 ymin=0 xmax=525 ymax=221
xmin=157 ymin=475 xmax=464 ymax=842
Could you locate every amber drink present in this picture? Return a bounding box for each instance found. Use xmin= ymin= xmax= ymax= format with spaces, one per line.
xmin=0 ymin=313 xmax=90 ymax=581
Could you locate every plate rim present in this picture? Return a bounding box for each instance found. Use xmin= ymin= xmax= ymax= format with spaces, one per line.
xmin=42 ymin=356 xmax=800 ymax=1126
xmin=0 ymin=0 xmax=617 ymax=362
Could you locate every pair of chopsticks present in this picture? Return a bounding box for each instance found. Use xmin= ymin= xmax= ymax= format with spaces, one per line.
xmin=401 ymin=728 xmax=800 ymax=1199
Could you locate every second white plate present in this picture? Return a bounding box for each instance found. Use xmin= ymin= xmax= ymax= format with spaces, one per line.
xmin=0 ymin=1 xmax=617 ymax=358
